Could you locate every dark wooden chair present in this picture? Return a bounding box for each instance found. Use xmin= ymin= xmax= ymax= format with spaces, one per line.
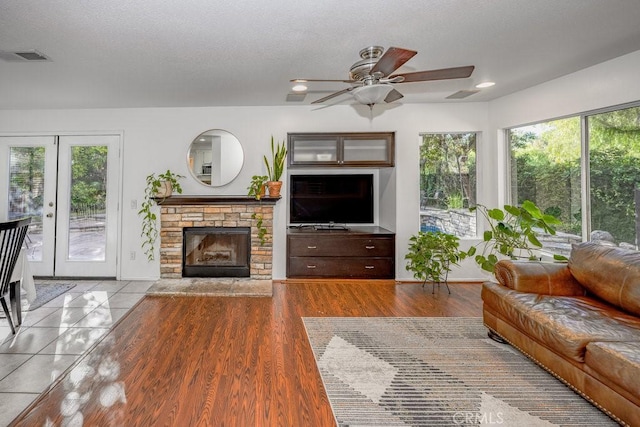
xmin=1 ymin=217 xmax=31 ymax=334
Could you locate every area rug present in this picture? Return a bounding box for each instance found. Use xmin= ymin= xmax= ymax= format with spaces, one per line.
xmin=302 ymin=317 xmax=615 ymax=426
xmin=27 ymin=283 xmax=76 ymax=310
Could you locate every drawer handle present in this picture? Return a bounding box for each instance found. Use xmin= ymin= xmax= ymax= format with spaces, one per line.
xmin=307 ymin=246 xmax=317 ymax=249
xmin=307 ymin=265 xmax=317 ymax=269
xmin=365 ymin=245 xmax=375 ymax=249
xmin=365 ymin=266 xmax=375 ymax=269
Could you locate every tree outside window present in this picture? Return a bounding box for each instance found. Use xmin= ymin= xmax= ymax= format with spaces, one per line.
xmin=419 ymin=133 xmax=476 ymax=238
xmin=509 ymin=104 xmax=640 ymax=253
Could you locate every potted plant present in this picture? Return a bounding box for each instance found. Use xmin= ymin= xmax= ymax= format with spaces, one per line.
xmin=263 ymin=136 xmax=287 ymax=197
xmin=138 ymin=170 xmax=184 ymax=261
xmin=467 ymin=200 xmax=566 ymax=273
xmin=247 ymin=175 xmax=268 ymax=200
xmin=247 ymin=175 xmax=269 ymax=244
xmin=405 ymin=230 xmax=469 ymax=294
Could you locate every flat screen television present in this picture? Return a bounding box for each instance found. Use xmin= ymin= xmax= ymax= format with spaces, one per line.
xmin=289 ymin=174 xmax=374 ymax=225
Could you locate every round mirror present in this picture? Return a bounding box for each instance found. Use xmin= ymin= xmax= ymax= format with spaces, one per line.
xmin=187 ymin=129 xmax=244 ymax=187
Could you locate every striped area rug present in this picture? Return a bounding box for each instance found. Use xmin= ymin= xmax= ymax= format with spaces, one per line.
xmin=302 ymin=317 xmax=615 ymax=426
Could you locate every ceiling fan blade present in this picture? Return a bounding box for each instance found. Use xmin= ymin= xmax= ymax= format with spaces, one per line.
xmin=311 ymin=87 xmax=355 ymax=104
xmin=391 ymin=65 xmax=475 ymax=83
xmin=370 ymin=47 xmax=417 ymax=77
xmin=384 ymin=88 xmax=404 ymax=103
xmin=291 ymin=78 xmax=357 ymax=83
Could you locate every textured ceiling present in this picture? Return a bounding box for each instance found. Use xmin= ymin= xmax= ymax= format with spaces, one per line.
xmin=1 ymin=0 xmax=640 ymax=109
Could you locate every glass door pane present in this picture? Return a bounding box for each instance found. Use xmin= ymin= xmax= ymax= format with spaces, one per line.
xmin=55 ymin=135 xmax=119 ymax=277
xmin=291 ymin=138 xmax=338 ymax=163
xmin=9 ymin=146 xmax=46 ymax=261
xmin=1 ymin=136 xmax=57 ymax=276
xmin=67 ymin=145 xmax=108 ymax=261
xmin=343 ymin=138 xmax=388 ymax=162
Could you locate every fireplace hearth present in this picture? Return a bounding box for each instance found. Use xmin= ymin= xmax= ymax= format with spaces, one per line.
xmin=183 ymin=227 xmax=251 ymax=277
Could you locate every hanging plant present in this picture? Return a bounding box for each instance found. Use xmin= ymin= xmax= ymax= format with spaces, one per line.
xmin=247 ymin=175 xmax=268 ymax=245
xmin=138 ymin=170 xmax=184 ymax=261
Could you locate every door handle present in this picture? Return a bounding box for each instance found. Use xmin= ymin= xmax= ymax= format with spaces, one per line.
xmin=46 ymin=213 xmax=54 ymax=218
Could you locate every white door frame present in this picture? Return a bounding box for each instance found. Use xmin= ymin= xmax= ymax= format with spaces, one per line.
xmin=1 ymin=131 xmax=124 ymax=279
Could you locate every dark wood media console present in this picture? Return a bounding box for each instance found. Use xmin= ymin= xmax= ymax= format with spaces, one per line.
xmin=286 ymin=226 xmax=395 ymax=279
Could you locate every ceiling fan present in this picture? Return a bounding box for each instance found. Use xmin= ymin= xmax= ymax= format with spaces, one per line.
xmin=291 ymin=46 xmax=475 ymax=107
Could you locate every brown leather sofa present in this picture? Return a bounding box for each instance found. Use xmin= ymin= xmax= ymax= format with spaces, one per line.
xmin=482 ymin=241 xmax=640 ymax=426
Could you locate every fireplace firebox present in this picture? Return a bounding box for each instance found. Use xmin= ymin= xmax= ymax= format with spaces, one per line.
xmin=182 ymin=227 xmax=251 ymax=277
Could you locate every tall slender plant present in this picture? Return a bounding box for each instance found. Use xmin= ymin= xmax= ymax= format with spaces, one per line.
xmin=264 ymin=136 xmax=287 ymax=182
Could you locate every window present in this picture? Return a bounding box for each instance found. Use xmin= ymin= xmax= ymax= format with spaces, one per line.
xmin=419 ymin=133 xmax=477 ymax=237
xmin=587 ymin=106 xmax=640 ymax=248
xmin=508 ymin=103 xmax=640 ymax=254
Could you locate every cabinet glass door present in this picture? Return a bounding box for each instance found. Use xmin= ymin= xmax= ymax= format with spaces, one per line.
xmin=343 ymin=138 xmax=389 ymax=162
xmin=290 ymin=138 xmax=338 ymax=164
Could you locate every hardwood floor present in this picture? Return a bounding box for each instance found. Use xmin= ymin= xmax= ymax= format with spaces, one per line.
xmin=10 ymin=281 xmax=483 ymax=426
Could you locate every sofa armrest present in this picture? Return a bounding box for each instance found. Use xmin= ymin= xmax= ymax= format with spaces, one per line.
xmin=493 ymin=260 xmax=586 ymax=295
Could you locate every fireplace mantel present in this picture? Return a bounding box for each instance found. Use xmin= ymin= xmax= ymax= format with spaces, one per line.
xmin=156 ymin=195 xmax=280 ymax=205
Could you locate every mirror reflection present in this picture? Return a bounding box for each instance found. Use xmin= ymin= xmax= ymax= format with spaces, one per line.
xmin=187 ymin=129 xmax=244 ymax=187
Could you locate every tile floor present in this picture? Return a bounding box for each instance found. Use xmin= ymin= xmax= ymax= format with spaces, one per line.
xmin=0 ymin=279 xmax=152 ymax=426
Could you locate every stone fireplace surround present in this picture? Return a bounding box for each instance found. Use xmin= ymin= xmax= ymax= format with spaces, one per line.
xmin=148 ymin=195 xmax=278 ymax=296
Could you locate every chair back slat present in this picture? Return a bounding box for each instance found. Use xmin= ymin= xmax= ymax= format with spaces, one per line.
xmin=0 ymin=218 xmax=32 ymax=297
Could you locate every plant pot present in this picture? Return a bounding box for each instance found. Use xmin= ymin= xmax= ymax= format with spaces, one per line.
xmin=155 ymin=181 xmax=173 ymax=198
xmin=258 ymin=185 xmax=266 ymax=199
xmin=267 ymin=181 xmax=282 ymax=198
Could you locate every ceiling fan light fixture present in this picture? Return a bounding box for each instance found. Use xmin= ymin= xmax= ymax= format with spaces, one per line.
xmin=475 ymin=81 xmax=495 ymax=88
xmin=352 ymin=84 xmax=394 ymax=105
xmin=292 ymin=84 xmax=308 ymax=92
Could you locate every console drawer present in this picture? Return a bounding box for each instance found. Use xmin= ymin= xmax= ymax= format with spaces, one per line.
xmin=288 ymin=257 xmax=394 ymax=279
xmin=288 ymin=235 xmax=394 ymax=257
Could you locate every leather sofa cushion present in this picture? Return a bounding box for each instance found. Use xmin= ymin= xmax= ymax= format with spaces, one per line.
xmin=569 ymin=241 xmax=640 ymax=316
xmin=585 ymin=341 xmax=640 ymax=399
xmin=482 ymin=281 xmax=640 ymax=362
xmin=494 ymin=260 xmax=585 ymax=295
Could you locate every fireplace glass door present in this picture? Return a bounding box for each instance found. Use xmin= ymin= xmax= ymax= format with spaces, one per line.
xmin=183 ymin=227 xmax=251 ymax=277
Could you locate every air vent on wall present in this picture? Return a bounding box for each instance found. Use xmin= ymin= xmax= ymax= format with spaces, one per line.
xmin=286 ymin=92 xmax=307 ymax=102
xmin=446 ymin=89 xmax=480 ymax=99
xmin=0 ymin=50 xmax=51 ymax=62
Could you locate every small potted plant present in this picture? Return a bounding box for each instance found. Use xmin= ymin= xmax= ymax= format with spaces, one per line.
xmin=263 ymin=136 xmax=287 ymax=197
xmin=138 ymin=169 xmax=184 ymax=261
xmin=247 ymin=175 xmax=268 ymax=200
xmin=467 ymin=200 xmax=566 ymax=273
xmin=405 ymin=230 xmax=469 ymax=294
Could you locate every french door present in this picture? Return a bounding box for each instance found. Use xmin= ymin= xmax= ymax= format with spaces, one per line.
xmin=0 ymin=135 xmax=120 ymax=277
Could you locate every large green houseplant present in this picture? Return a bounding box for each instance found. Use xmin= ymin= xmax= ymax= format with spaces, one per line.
xmin=467 ymin=200 xmax=566 ymax=273
xmin=138 ymin=170 xmax=184 ymax=261
xmin=263 ymin=136 xmax=287 ymax=197
xmin=405 ymin=230 xmax=469 ymax=293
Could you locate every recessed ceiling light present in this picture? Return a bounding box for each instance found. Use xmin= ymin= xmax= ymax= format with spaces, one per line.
xmin=292 ymin=84 xmax=308 ymax=92
xmin=475 ymin=82 xmax=495 ymax=89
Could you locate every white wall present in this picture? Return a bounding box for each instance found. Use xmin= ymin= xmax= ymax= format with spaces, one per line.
xmin=487 ymin=49 xmax=640 ymax=209
xmin=0 ymin=102 xmax=488 ymax=280
xmin=2 ymin=48 xmax=637 ymax=281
